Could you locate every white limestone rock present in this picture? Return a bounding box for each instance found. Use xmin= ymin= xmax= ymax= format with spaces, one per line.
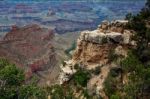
xmin=79 ymin=30 xmax=123 ymax=44
xmin=59 ymin=60 xmax=77 ymax=84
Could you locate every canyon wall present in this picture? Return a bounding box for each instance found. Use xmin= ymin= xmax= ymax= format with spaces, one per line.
xmin=0 ymin=24 xmax=60 ymax=86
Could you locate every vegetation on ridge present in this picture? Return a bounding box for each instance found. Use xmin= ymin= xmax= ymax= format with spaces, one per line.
xmin=0 ymin=58 xmax=46 ymax=99
xmin=104 ymin=0 xmax=150 ymax=98
xmin=0 ymin=0 xmax=150 ymax=99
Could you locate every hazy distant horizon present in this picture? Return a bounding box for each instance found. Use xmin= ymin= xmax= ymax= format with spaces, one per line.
xmin=0 ymin=0 xmax=146 ymax=35
xmin=0 ymin=0 xmax=146 ymax=3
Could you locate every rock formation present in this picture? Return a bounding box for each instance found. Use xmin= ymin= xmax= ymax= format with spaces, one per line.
xmin=73 ymin=20 xmax=132 ymax=66
xmin=0 ymin=24 xmax=60 ymax=86
xmin=98 ymin=20 xmax=128 ymax=33
xmin=59 ymin=20 xmax=134 ymax=98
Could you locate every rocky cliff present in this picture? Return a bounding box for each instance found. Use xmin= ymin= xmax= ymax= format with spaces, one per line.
xmin=0 ymin=24 xmax=60 ymax=86
xmin=73 ymin=20 xmax=133 ymax=66
xmin=59 ymin=20 xmax=134 ymax=98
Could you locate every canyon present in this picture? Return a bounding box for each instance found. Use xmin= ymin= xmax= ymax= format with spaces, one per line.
xmin=0 ymin=24 xmax=60 ymax=86
xmin=0 ymin=0 xmax=149 ymax=99
xmin=0 ymin=0 xmax=145 ymax=36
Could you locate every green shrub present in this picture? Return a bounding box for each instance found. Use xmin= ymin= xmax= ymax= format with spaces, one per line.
xmin=19 ymin=85 xmax=46 ymax=99
xmin=110 ymin=94 xmax=120 ymax=99
xmin=0 ymin=58 xmax=10 ymax=69
xmin=73 ymin=69 xmax=91 ymax=87
xmin=0 ymin=62 xmax=24 ymax=86
xmin=0 ymin=58 xmax=46 ymax=99
xmin=104 ymin=75 xmax=117 ymax=97
xmin=120 ymin=52 xmax=141 ymax=72
xmin=46 ymin=85 xmax=75 ymax=99
xmin=47 ymin=85 xmax=64 ymax=99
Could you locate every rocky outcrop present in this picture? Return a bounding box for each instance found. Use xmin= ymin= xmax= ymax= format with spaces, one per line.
xmin=59 ymin=20 xmax=134 ymax=97
xmin=98 ymin=20 xmax=128 ymax=33
xmin=73 ymin=20 xmax=133 ymax=66
xmin=0 ymin=24 xmax=59 ymax=86
xmin=59 ymin=60 xmax=77 ymax=84
xmin=79 ymin=30 xmax=123 ymax=44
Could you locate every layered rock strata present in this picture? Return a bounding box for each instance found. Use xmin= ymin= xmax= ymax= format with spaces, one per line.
xmin=59 ymin=20 xmax=133 ymax=98
xmin=73 ymin=20 xmax=132 ymax=66
xmin=0 ymin=24 xmax=59 ymax=85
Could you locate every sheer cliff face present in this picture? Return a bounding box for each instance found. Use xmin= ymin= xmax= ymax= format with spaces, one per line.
xmin=0 ymin=25 xmax=59 ymax=85
xmin=72 ymin=20 xmax=132 ymax=66
xmin=73 ymin=40 xmax=116 ymax=65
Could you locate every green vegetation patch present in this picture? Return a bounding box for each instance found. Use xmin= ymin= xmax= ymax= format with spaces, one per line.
xmin=0 ymin=58 xmax=46 ymax=99
xmin=73 ymin=68 xmax=91 ymax=87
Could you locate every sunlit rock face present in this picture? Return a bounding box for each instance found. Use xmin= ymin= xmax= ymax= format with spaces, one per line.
xmin=0 ymin=24 xmax=59 ymax=85
xmin=73 ymin=20 xmax=133 ymax=66
xmin=59 ymin=20 xmax=133 ymax=85
xmin=79 ymin=30 xmax=123 ymax=44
